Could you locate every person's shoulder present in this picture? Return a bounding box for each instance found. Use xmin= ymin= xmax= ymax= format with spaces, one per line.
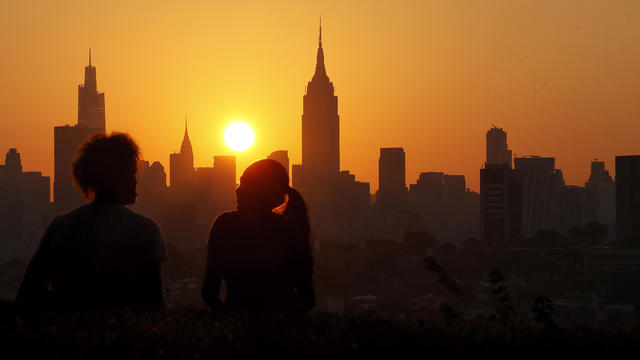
xmin=37 ymin=205 xmax=93 ymax=248
xmin=209 ymin=211 xmax=239 ymax=239
xmin=59 ymin=203 xmax=91 ymax=217
xmin=212 ymin=211 xmax=240 ymax=226
xmin=52 ymin=204 xmax=93 ymax=226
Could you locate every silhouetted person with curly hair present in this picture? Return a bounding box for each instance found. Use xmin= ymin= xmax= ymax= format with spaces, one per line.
xmin=202 ymin=159 xmax=316 ymax=312
xmin=16 ymin=133 xmax=167 ymax=311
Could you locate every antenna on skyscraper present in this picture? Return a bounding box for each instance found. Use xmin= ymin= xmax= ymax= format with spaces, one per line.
xmin=89 ymin=48 xmax=91 ymax=67
xmin=319 ymin=15 xmax=323 ymax=45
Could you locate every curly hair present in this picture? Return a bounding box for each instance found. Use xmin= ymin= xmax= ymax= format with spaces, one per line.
xmin=72 ymin=133 xmax=140 ymax=198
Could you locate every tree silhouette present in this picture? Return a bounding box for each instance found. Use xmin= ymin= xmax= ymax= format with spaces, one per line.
xmin=423 ymin=256 xmax=461 ymax=296
xmin=488 ymin=268 xmax=515 ymax=324
xmin=423 ymin=256 xmax=462 ymax=320
xmin=530 ymin=296 xmax=558 ymax=329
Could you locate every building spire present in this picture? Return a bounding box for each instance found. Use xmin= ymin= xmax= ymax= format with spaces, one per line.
xmin=313 ymin=18 xmax=327 ymax=80
xmin=319 ymin=15 xmax=322 ymax=45
xmin=89 ymin=48 xmax=91 ymax=67
xmin=180 ymin=113 xmax=193 ymax=156
xmin=183 ymin=113 xmax=190 ymax=141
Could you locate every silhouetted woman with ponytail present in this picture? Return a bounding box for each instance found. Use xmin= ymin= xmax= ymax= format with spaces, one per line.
xmin=201 ymin=159 xmax=315 ymax=312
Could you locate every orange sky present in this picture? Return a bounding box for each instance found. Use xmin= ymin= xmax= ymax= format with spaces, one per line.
xmin=1 ymin=0 xmax=640 ymax=193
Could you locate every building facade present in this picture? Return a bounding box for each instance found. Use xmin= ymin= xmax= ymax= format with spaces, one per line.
xmin=616 ymin=155 xmax=640 ymax=245
xmin=77 ymin=50 xmax=105 ymax=130
xmin=268 ymin=150 xmax=290 ymax=175
xmin=0 ymin=148 xmax=52 ymax=261
xmin=170 ymin=120 xmax=195 ymax=189
xmin=376 ymin=147 xmax=407 ymax=211
xmin=514 ymin=156 xmax=564 ymax=239
xmin=585 ymin=160 xmax=615 ymax=229
xmin=53 ymin=51 xmax=106 ymax=211
xmin=486 ymin=126 xmax=512 ymax=169
xmin=480 ymin=166 xmax=522 ymax=247
xmin=295 ymin=22 xmax=340 ymax=200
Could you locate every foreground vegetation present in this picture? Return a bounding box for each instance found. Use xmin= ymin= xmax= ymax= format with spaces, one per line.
xmin=1 ymin=302 xmax=639 ymax=359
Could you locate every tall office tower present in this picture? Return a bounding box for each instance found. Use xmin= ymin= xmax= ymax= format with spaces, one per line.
xmin=558 ymin=185 xmax=587 ymax=234
xmin=2 ymin=148 xmax=50 ymax=205
xmin=480 ymin=126 xmax=520 ymax=246
xmin=268 ymin=150 xmax=290 ymax=175
xmin=77 ymin=49 xmax=105 ymax=131
xmin=0 ymin=148 xmax=51 ymax=260
xmin=291 ymin=164 xmax=305 ymax=191
xmin=376 ymin=147 xmax=406 ymax=210
xmin=3 ymin=148 xmax=22 ymax=175
xmin=514 ymin=156 xmax=564 ymax=239
xmin=213 ymin=156 xmax=236 ymax=187
xmin=615 ymin=156 xmax=640 ymax=245
xmin=480 ymin=167 xmax=522 ymax=247
xmin=300 ymin=21 xmax=340 ymax=191
xmin=54 ymin=51 xmax=106 ymax=212
xmin=170 ymin=118 xmax=195 ymax=188
xmin=378 ymin=148 xmax=406 ymax=193
xmin=486 ymin=126 xmax=512 ymax=169
xmin=585 ymin=160 xmax=615 ymax=227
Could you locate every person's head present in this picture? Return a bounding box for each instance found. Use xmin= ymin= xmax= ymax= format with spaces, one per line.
xmin=237 ymin=159 xmax=289 ymax=213
xmin=72 ymin=133 xmax=140 ymax=205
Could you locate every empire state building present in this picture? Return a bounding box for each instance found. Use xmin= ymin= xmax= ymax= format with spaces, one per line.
xmin=292 ymin=22 xmax=371 ymax=242
xmin=301 ymin=21 xmax=340 ymax=183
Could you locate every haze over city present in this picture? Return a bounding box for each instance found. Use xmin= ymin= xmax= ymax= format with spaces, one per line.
xmin=5 ymin=1 xmax=640 ymax=356
xmin=2 ymin=0 xmax=640 ymax=191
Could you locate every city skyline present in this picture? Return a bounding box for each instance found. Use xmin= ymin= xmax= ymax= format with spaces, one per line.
xmin=2 ymin=1 xmax=640 ymax=192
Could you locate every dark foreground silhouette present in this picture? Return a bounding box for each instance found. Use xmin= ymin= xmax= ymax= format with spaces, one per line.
xmin=16 ymin=133 xmax=167 ymax=311
xmin=2 ymin=303 xmax=640 ymax=358
xmin=202 ymin=159 xmax=315 ymax=312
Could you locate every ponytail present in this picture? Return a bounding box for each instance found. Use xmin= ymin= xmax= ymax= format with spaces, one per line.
xmin=284 ymin=187 xmax=311 ymax=246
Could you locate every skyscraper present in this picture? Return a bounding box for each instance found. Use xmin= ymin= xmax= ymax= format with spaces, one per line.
xmin=486 ymin=126 xmax=512 ymax=169
xmin=300 ymin=20 xmax=340 ymax=188
xmin=213 ymin=155 xmax=236 ymax=188
xmin=291 ymin=21 xmax=371 ymax=243
xmin=585 ymin=160 xmax=615 ymax=227
xmin=0 ymin=149 xmax=49 ymax=207
xmin=0 ymin=148 xmax=52 ymax=260
xmin=54 ymin=51 xmax=106 ymax=212
xmin=480 ymin=166 xmax=522 ymax=247
xmin=77 ymin=49 xmax=105 ymax=131
xmin=170 ymin=117 xmax=195 ymax=188
xmin=514 ymin=156 xmax=564 ymax=239
xmin=616 ymin=155 xmax=640 ymax=245
xmin=376 ymin=147 xmax=406 ymax=210
xmin=558 ymin=185 xmax=587 ymax=235
xmin=268 ymin=150 xmax=290 ymax=175
xmin=378 ymin=148 xmax=406 ymax=193
xmin=481 ymin=127 xmax=520 ymax=247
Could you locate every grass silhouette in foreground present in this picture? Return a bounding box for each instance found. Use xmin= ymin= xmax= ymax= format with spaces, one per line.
xmin=2 ymin=302 xmax=640 ymax=358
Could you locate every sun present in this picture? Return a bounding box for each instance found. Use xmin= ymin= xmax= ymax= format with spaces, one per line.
xmin=224 ymin=121 xmax=255 ymax=152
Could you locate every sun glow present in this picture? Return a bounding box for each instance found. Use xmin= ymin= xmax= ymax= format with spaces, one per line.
xmin=224 ymin=121 xmax=255 ymax=152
